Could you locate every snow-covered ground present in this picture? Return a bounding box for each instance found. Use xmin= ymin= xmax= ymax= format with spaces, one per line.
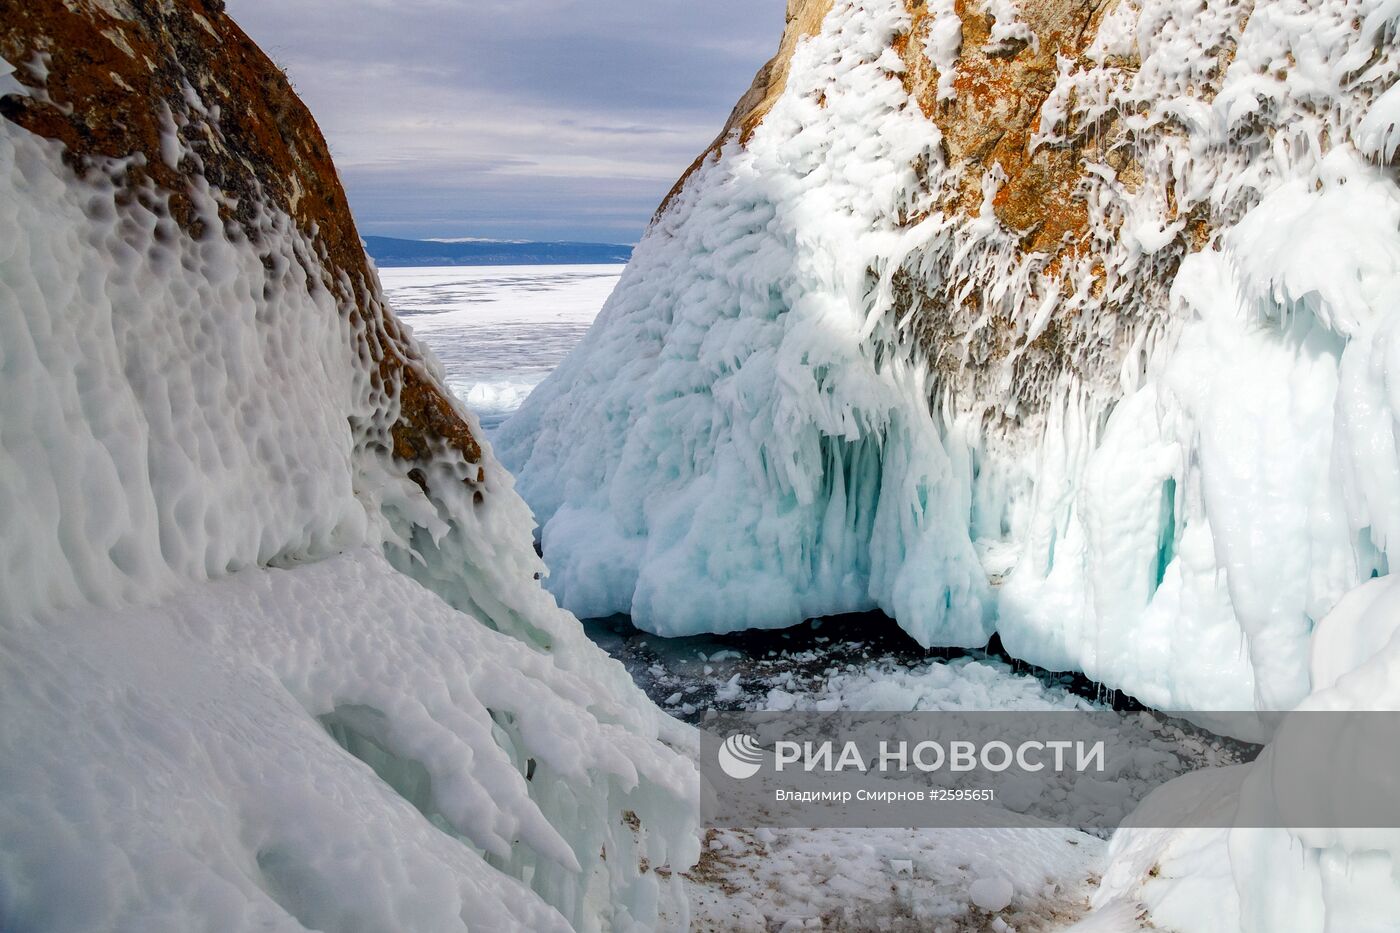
xmin=674 ymin=824 xmax=1106 ymax=932
xmin=633 ymin=623 xmax=1123 ymax=930
xmin=380 ymin=264 xmax=621 ymax=428
xmin=587 ymin=612 xmax=1254 ymax=931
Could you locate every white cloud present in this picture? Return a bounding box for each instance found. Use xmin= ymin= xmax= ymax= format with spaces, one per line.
xmin=226 ymin=0 xmax=784 ymax=242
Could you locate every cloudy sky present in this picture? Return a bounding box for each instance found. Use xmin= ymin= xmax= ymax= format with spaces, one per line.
xmin=225 ymin=1 xmax=785 ymax=244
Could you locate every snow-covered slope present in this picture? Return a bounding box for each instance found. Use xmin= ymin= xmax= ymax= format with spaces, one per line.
xmin=0 ymin=4 xmax=695 ymax=930
xmin=499 ymin=0 xmax=1400 ymax=721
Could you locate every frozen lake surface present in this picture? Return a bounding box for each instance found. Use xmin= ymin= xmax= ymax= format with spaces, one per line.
xmin=380 ymin=264 xmax=622 ymax=429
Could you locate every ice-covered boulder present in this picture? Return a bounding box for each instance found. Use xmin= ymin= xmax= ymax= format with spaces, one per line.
xmin=499 ymin=0 xmax=1400 ymax=718
xmin=0 ymin=2 xmax=696 ymax=930
xmin=1084 ymin=571 xmax=1400 ymax=932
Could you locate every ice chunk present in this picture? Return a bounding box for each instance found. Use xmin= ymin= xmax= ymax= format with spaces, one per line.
xmin=970 ymin=876 xmax=1014 ymax=912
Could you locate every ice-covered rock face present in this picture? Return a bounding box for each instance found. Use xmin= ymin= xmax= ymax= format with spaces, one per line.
xmin=495 ymin=6 xmax=1400 ymax=925
xmin=0 ymin=0 xmax=487 ymax=618
xmin=500 ymin=0 xmax=1400 ymax=718
xmin=0 ymin=3 xmax=696 ymax=930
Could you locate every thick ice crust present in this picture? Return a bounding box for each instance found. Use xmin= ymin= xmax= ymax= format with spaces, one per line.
xmin=0 ymin=24 xmax=697 ymax=931
xmin=501 ymin=0 xmax=1400 ymax=723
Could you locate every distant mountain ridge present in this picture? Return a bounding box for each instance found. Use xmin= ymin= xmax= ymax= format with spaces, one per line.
xmin=364 ymin=235 xmax=632 ymax=267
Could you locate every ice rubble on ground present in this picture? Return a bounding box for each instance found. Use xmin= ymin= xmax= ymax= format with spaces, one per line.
xmin=744 ymin=656 xmax=1251 ymax=834
xmin=500 ymin=0 xmax=1400 ymax=722
xmin=696 ymin=658 xmax=1112 ymax=932
xmin=453 ymin=378 xmax=545 ymax=421
xmin=0 ymin=60 xmax=696 ymax=931
xmin=680 ymin=823 xmax=1103 ymax=931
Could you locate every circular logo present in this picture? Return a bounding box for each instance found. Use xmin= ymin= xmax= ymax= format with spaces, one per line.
xmin=717 ymin=733 xmax=764 ymax=780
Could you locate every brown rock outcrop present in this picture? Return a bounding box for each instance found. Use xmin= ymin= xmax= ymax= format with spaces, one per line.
xmin=656 ymin=0 xmax=1240 ymax=428
xmin=0 ymin=0 xmax=480 ymax=480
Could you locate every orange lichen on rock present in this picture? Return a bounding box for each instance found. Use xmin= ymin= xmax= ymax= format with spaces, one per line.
xmin=658 ymin=0 xmax=1115 ymax=260
xmin=902 ymin=0 xmax=1115 ymax=258
xmin=0 ymin=0 xmax=481 ymax=473
xmin=650 ymin=0 xmax=1244 ymax=426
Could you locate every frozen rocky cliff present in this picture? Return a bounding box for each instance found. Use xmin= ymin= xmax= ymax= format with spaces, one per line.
xmin=0 ymin=3 xmax=696 ymax=930
xmin=498 ymin=0 xmax=1400 ymax=928
xmin=500 ymin=0 xmax=1400 ymax=717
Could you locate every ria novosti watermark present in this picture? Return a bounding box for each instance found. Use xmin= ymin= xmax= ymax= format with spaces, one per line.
xmin=701 ymin=711 xmax=1400 ymax=830
xmin=762 ymin=736 xmax=1106 ymax=775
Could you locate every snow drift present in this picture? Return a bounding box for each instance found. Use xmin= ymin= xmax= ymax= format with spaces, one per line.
xmin=0 ymin=4 xmax=695 ymax=931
